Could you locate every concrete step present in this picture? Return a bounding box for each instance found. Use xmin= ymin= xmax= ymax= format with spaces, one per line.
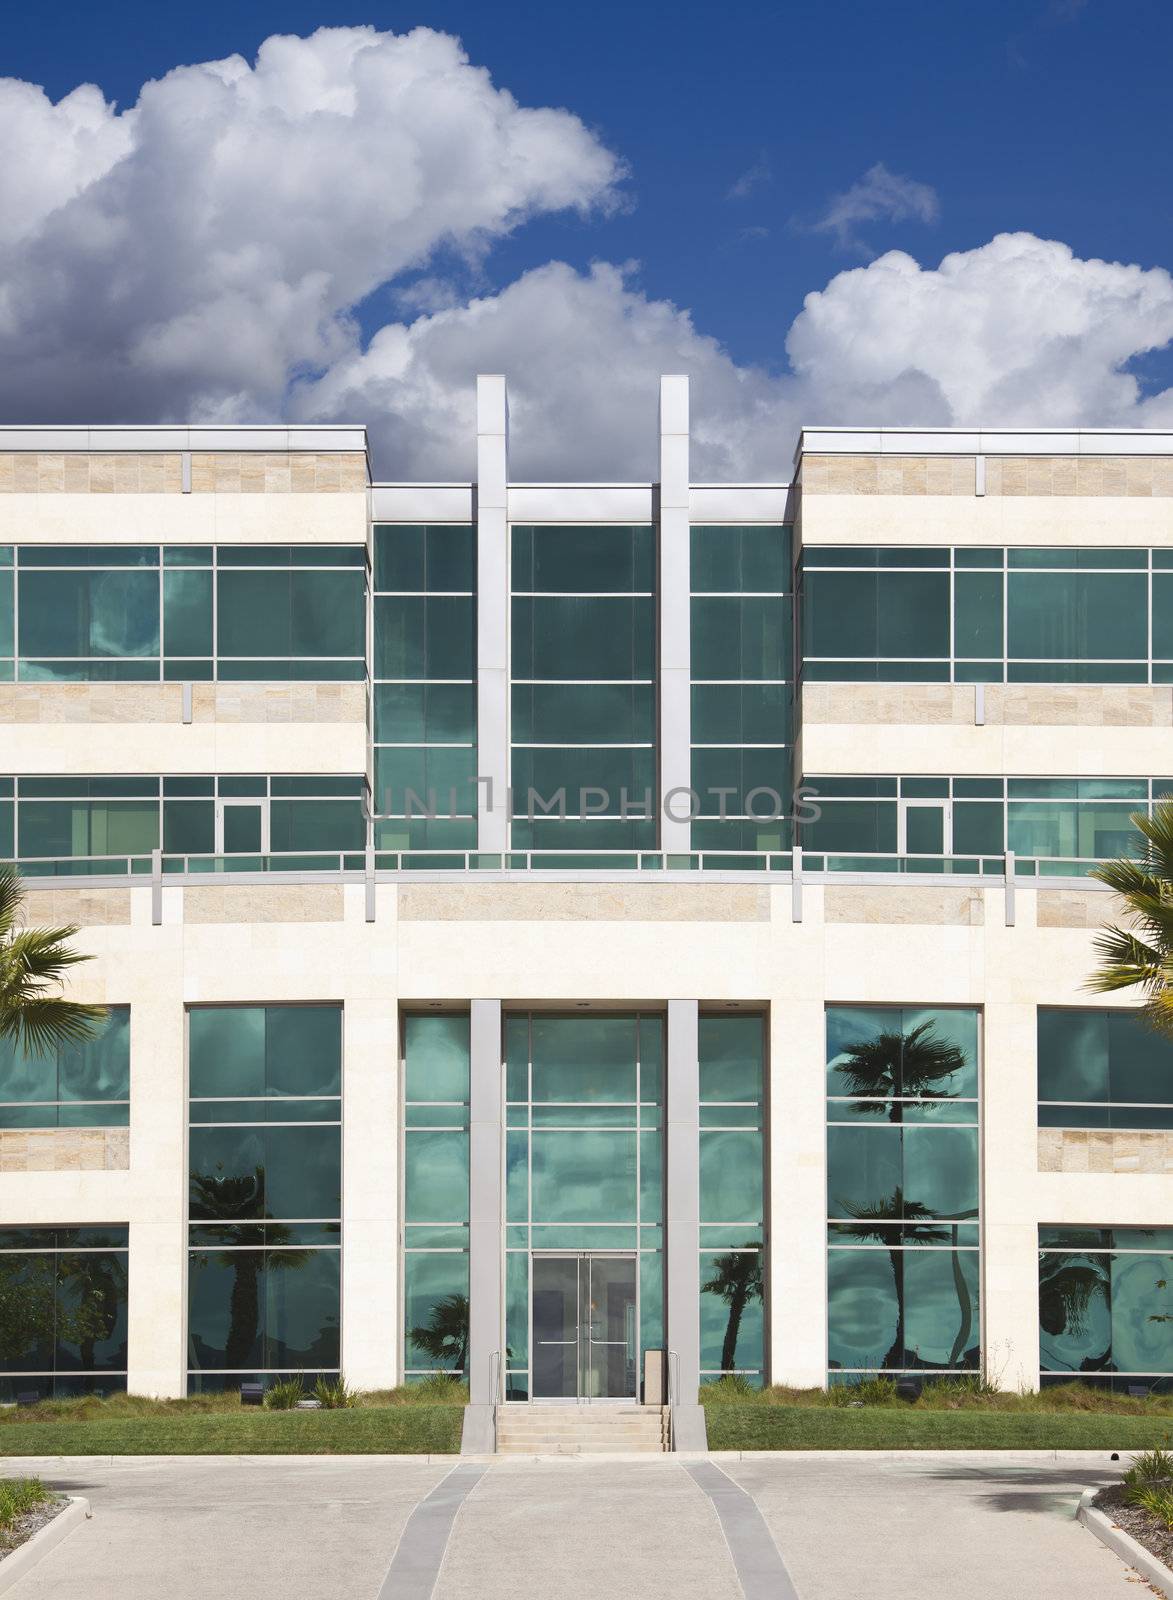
xmin=496 ymin=1403 xmax=668 ymax=1454
xmin=497 ymin=1440 xmax=666 ymax=1454
xmin=497 ymin=1428 xmax=665 ymax=1441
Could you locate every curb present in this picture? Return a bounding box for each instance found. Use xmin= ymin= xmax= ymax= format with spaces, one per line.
xmin=0 ymin=1495 xmax=91 ymax=1594
xmin=1078 ymin=1487 xmax=1173 ymax=1600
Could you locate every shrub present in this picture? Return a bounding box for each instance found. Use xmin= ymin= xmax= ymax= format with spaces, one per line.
xmin=853 ymin=1377 xmax=898 ymax=1406
xmin=700 ymin=1375 xmax=758 ymax=1403
xmin=264 ymin=1378 xmax=305 ymax=1410
xmin=1127 ymin=1484 xmax=1173 ymax=1529
xmin=313 ymin=1377 xmax=356 ymax=1410
xmin=1124 ymin=1447 xmax=1173 ymax=1486
xmin=0 ymin=1477 xmax=51 ymax=1536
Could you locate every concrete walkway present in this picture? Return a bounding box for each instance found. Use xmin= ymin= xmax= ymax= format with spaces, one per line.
xmin=0 ymin=1451 xmax=1140 ymax=1599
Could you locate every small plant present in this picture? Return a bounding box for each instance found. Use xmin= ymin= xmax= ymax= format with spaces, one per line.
xmin=264 ymin=1377 xmax=305 ymax=1410
xmin=699 ymin=1374 xmax=757 ymax=1403
xmin=1127 ymin=1484 xmax=1173 ymax=1530
xmin=1124 ymin=1447 xmax=1173 ymax=1487
xmin=410 ymin=1372 xmax=468 ymax=1402
xmin=313 ymin=1376 xmax=356 ymax=1409
xmin=852 ymin=1376 xmax=898 ymax=1406
xmin=0 ymin=1477 xmax=53 ymax=1548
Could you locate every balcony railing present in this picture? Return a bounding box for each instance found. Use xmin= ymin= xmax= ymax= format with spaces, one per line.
xmin=11 ymin=848 xmax=1107 ymax=882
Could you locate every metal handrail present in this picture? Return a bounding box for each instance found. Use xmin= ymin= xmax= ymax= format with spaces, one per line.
xmin=489 ymin=1350 xmax=502 ymax=1453
xmin=666 ymin=1348 xmax=679 ymax=1452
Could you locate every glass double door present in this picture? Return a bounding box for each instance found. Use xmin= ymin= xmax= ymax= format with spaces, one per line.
xmin=531 ymin=1252 xmax=637 ymax=1402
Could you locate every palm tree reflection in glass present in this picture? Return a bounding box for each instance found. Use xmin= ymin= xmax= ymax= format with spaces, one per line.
xmin=833 ymin=1021 xmax=975 ymax=1372
xmin=409 ymin=1292 xmax=470 ymax=1376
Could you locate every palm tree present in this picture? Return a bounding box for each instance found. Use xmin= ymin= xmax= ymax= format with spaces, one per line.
xmin=0 ymin=865 xmax=106 ymax=1053
xmin=1088 ymin=801 xmax=1173 ymax=1031
xmin=834 ymin=1019 xmax=967 ymax=1121
xmin=410 ymin=1292 xmax=469 ymax=1375
xmin=701 ymin=1247 xmax=762 ymax=1375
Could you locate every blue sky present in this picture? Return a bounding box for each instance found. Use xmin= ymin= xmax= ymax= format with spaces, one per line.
xmin=2 ymin=1 xmax=1172 ymax=475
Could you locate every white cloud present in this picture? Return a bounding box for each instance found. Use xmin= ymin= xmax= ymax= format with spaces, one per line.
xmin=296 ymin=234 xmax=1173 ymax=480
xmin=0 ymin=26 xmax=623 ymax=422
xmin=1 ymin=34 xmax=1173 ymax=482
xmin=809 ymin=162 xmax=939 ymax=254
xmin=727 ymin=153 xmax=771 ymax=201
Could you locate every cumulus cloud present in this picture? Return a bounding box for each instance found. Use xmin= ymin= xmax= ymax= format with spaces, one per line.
xmin=0 ymin=26 xmax=623 ymax=422
xmin=2 ymin=33 xmax=1173 ymax=481
xmin=809 ymin=162 xmax=939 ymax=254
xmin=297 ymin=235 xmax=1173 ymax=480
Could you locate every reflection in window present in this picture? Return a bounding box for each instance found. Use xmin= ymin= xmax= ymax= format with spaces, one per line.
xmin=372 ymin=526 xmax=477 ymax=854
xmin=691 ymin=527 xmax=793 ymax=855
xmin=0 ymin=1226 xmax=128 ymax=1401
xmin=503 ymin=1013 xmax=663 ymax=1401
xmin=8 ymin=544 xmax=364 ymax=682
xmin=800 ymin=546 xmax=1171 ymax=685
xmin=0 ymin=1006 xmax=129 ymax=1127
xmin=6 ymin=773 xmax=366 ymax=874
xmin=800 ymin=774 xmax=1161 ymax=875
xmin=826 ymin=1006 xmax=981 ymax=1380
xmin=1039 ymin=1227 xmax=1173 ymax=1389
xmin=511 ymin=527 xmax=656 ymax=854
xmin=187 ymin=1005 xmax=342 ymax=1391
xmin=402 ymin=1015 xmax=470 ymax=1382
xmin=1038 ymin=1008 xmax=1173 ymax=1129
xmin=699 ymin=1016 xmax=766 ymax=1385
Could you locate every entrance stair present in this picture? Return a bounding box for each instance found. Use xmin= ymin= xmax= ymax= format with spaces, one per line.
xmin=495 ymin=1404 xmax=670 ymax=1455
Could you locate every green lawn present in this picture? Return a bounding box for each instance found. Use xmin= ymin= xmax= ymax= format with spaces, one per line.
xmin=703 ymin=1404 xmax=1173 ymax=1452
xmin=0 ymin=1405 xmax=464 ymax=1457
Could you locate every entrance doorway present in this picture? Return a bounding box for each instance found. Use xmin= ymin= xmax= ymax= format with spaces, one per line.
xmin=531 ymin=1253 xmax=637 ymax=1402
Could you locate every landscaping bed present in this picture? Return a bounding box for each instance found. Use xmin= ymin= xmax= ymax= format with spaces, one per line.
xmin=0 ymin=1384 xmax=466 ymax=1457
xmin=1091 ymin=1452 xmax=1173 ymax=1577
xmin=0 ymin=1478 xmax=65 ymax=1558
xmin=701 ymin=1378 xmax=1173 ymax=1452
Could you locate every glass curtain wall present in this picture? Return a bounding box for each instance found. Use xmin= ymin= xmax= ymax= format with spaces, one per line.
xmin=801 ymin=775 xmax=1164 ymax=875
xmin=3 ymin=774 xmax=366 ymax=874
xmin=372 ymin=525 xmax=477 ymax=853
xmin=0 ymin=1007 xmax=129 ymax=1127
xmin=402 ymin=1014 xmax=470 ymax=1382
xmin=1038 ymin=1009 xmax=1173 ymax=1129
xmin=503 ymin=1014 xmax=664 ymax=1400
xmin=2 ymin=545 xmax=364 ymax=681
xmin=801 ymin=546 xmax=1173 ymax=683
xmin=690 ymin=527 xmax=793 ymax=855
xmin=187 ymin=1005 xmax=342 ymax=1392
xmin=511 ymin=526 xmax=656 ymax=855
xmin=699 ymin=1015 xmax=766 ymax=1385
xmin=0 ymin=1226 xmax=129 ymax=1400
xmin=826 ymin=1006 xmax=981 ymax=1381
xmin=1040 ymin=1227 xmax=1173 ymax=1391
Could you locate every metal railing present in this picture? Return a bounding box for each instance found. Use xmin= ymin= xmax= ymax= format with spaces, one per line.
xmin=10 ymin=847 xmax=1108 ymax=883
xmin=666 ymin=1348 xmax=679 ymax=1452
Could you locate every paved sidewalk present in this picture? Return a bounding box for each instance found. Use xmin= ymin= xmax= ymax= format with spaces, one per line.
xmin=0 ymin=1451 xmax=1140 ymax=1599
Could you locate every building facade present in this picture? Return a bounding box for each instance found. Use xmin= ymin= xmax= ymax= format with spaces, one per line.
xmin=1 ymin=381 xmax=1172 ymax=1441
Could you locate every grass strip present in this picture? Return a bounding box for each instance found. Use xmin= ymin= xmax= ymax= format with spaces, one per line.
xmin=703 ymin=1404 xmax=1173 ymax=1452
xmin=0 ymin=1477 xmax=50 ymax=1532
xmin=0 ymin=1405 xmax=464 ymax=1458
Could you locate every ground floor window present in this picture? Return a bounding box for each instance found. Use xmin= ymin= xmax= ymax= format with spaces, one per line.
xmin=826 ymin=1005 xmax=981 ymax=1381
xmin=0 ymin=1225 xmax=128 ymax=1401
xmin=1040 ymin=1226 xmax=1173 ymax=1392
xmin=402 ymin=1014 xmax=470 ymax=1383
xmin=187 ymin=1004 xmax=341 ymax=1392
xmin=699 ymin=1014 xmax=766 ymax=1386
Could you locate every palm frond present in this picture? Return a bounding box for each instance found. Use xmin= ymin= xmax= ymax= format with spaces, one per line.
xmin=0 ymin=865 xmax=22 ymax=937
xmin=1087 ymin=803 xmax=1173 ymax=1023
xmin=0 ymin=873 xmax=105 ymax=1053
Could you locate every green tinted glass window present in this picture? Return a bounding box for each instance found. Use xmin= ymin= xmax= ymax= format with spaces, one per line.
xmin=1007 ymin=571 xmax=1146 ymax=662
xmin=19 ymin=570 xmax=159 ymax=662
xmin=163 ymin=570 xmax=213 ymax=657
xmin=513 ymin=525 xmax=653 ymax=593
